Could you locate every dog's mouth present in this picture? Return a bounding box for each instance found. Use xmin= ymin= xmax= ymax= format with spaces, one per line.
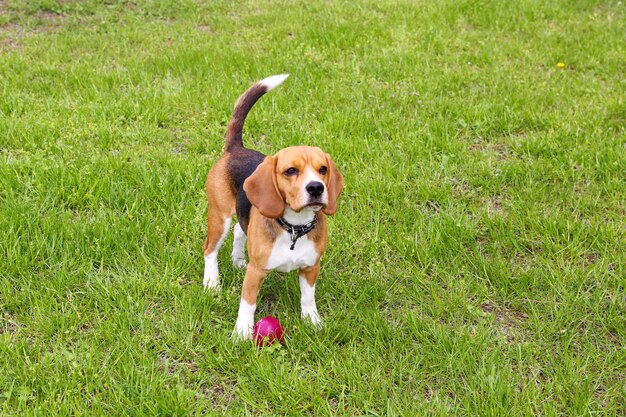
xmin=305 ymin=202 xmax=325 ymax=211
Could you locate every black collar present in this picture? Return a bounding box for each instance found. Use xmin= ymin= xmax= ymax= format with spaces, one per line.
xmin=276 ymin=217 xmax=317 ymax=250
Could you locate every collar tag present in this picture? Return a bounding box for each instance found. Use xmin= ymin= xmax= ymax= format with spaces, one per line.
xmin=289 ymin=231 xmax=298 ymax=250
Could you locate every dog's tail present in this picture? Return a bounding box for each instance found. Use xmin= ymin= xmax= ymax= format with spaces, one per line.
xmin=225 ymin=74 xmax=289 ymax=152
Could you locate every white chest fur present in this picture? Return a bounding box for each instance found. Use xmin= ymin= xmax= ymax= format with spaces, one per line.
xmin=265 ymin=231 xmax=319 ymax=272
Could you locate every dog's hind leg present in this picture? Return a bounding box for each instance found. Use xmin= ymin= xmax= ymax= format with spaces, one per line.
xmin=231 ymin=223 xmax=247 ymax=269
xmin=203 ymin=164 xmax=236 ymax=291
xmin=203 ymin=214 xmax=231 ymax=290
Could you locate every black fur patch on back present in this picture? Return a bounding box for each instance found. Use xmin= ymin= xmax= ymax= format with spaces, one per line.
xmin=227 ymin=147 xmax=266 ymax=234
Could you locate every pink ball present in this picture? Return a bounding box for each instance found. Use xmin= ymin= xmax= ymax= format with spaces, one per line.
xmin=253 ymin=316 xmax=285 ymax=347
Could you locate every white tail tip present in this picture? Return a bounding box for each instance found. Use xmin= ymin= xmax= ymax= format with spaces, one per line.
xmin=259 ymin=74 xmax=290 ymax=92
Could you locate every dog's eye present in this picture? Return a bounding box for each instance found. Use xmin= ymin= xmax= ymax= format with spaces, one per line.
xmin=284 ymin=167 xmax=298 ymax=176
xmin=319 ymin=166 xmax=328 ymax=175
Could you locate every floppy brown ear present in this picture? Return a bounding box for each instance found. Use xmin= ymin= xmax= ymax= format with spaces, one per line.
xmin=322 ymin=153 xmax=344 ymax=215
xmin=243 ymin=156 xmax=285 ymax=218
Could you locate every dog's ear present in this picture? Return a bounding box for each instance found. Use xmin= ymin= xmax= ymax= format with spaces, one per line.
xmin=244 ymin=156 xmax=285 ymax=219
xmin=322 ymin=153 xmax=344 ymax=216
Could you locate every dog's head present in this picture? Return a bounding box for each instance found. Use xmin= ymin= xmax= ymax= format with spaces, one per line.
xmin=243 ymin=146 xmax=344 ymax=218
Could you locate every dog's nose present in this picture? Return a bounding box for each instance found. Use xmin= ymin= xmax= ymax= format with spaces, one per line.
xmin=306 ymin=181 xmax=325 ymax=197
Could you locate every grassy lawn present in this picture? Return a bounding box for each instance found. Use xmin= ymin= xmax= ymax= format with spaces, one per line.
xmin=1 ymin=0 xmax=625 ymax=415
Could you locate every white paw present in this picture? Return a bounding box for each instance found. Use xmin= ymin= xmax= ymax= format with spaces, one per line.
xmin=203 ymin=279 xmax=221 ymax=292
xmin=233 ymin=299 xmax=256 ymax=341
xmin=203 ymin=252 xmax=220 ymax=291
xmin=299 ymin=276 xmax=321 ymax=328
xmin=202 ymin=269 xmax=221 ymax=292
xmin=302 ymin=309 xmax=322 ymax=328
xmin=231 ymin=223 xmax=247 ymax=269
xmin=232 ymin=325 xmax=253 ymax=341
xmin=233 ymin=319 xmax=254 ymax=341
xmin=231 ymin=256 xmax=247 ymax=269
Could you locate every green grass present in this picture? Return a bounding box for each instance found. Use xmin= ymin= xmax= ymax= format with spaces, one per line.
xmin=1 ymin=0 xmax=625 ymax=415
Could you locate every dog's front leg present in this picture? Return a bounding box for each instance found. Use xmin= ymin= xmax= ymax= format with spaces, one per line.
xmin=299 ymin=262 xmax=322 ymax=327
xmin=234 ymin=263 xmax=268 ymax=340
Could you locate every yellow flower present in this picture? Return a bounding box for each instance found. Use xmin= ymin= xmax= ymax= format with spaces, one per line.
xmin=556 ymin=62 xmax=566 ymax=69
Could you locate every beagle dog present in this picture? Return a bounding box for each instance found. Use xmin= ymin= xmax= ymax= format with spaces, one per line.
xmin=203 ymin=74 xmax=344 ymax=339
